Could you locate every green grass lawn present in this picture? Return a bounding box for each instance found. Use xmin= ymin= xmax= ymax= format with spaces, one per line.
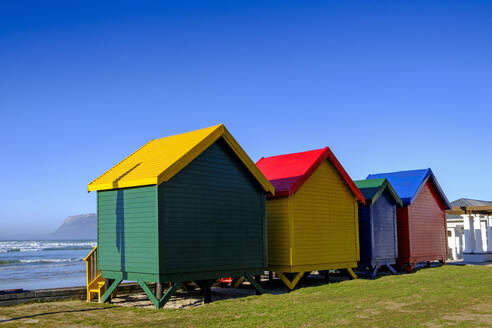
xmin=1 ymin=265 xmax=491 ymax=327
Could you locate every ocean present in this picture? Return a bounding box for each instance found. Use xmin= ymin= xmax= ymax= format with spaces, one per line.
xmin=0 ymin=240 xmax=96 ymax=291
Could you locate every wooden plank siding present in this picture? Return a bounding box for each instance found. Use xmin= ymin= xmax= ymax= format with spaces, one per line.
xmin=357 ymin=203 xmax=373 ymax=263
xmin=396 ymin=206 xmax=411 ymax=260
xmin=267 ymin=160 xmax=360 ymax=272
xmin=266 ymin=197 xmax=291 ymax=267
xmin=370 ymin=191 xmax=398 ymax=262
xmin=406 ymin=181 xmax=447 ymax=262
xmin=97 ymin=186 xmax=159 ymax=276
xmin=158 ymin=139 xmax=267 ymax=276
xmin=291 ymin=160 xmax=359 ymax=269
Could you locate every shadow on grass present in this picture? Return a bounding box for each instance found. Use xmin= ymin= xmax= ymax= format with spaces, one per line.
xmin=0 ymin=306 xmax=115 ymax=323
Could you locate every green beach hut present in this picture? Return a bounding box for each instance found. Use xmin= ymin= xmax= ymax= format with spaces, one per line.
xmin=86 ymin=124 xmax=275 ymax=309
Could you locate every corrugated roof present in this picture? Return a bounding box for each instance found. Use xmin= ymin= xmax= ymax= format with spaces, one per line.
xmin=256 ymin=147 xmax=365 ymax=203
xmin=88 ymin=124 xmax=275 ymax=194
xmin=451 ymin=198 xmax=492 ymax=207
xmin=366 ymin=168 xmax=451 ymax=209
xmin=446 ymin=198 xmax=492 ymax=220
xmin=354 ymin=178 xmax=403 ymax=206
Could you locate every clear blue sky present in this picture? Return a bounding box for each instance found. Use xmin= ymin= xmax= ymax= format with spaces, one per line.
xmin=1 ymin=1 xmax=491 ymax=237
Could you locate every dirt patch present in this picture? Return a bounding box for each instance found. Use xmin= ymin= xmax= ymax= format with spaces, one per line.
xmin=424 ymin=303 xmax=492 ymax=327
xmin=469 ymin=302 xmax=492 ymax=313
xmin=443 ymin=313 xmax=492 ymax=325
xmin=377 ymin=301 xmax=416 ymax=313
xmin=111 ymin=286 xmax=257 ymax=309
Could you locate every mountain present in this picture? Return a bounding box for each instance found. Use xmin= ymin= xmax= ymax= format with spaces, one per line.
xmin=52 ymin=213 xmax=97 ymax=239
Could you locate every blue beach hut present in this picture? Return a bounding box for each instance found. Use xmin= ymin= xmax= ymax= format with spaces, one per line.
xmin=354 ymin=179 xmax=403 ymax=277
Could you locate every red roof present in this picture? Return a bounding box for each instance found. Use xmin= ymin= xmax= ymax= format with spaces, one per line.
xmin=256 ymin=147 xmax=365 ymax=203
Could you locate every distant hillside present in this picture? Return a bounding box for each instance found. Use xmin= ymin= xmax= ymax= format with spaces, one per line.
xmin=52 ymin=213 xmax=97 ymax=239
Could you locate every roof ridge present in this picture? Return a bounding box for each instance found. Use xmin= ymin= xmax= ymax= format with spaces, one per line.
xmin=258 ymin=147 xmax=327 ymax=161
xmin=368 ymin=168 xmax=430 ymax=176
xmin=454 ymin=197 xmax=492 ymax=203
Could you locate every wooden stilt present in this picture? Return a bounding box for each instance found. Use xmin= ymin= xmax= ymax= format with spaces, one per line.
xmin=138 ymin=280 xmax=181 ymax=309
xmin=268 ymin=271 xmax=273 ymax=282
xmin=370 ymin=265 xmax=380 ymax=279
xmin=244 ymin=273 xmax=264 ymax=294
xmin=324 ymin=271 xmax=330 ymax=284
xmin=197 ymin=280 xmax=213 ymax=304
xmin=100 ymin=278 xmax=122 ymax=304
xmin=254 ymin=275 xmax=262 ymax=295
xmin=232 ymin=276 xmax=246 ymax=288
xmin=403 ymin=263 xmax=416 ymax=273
xmin=277 ymin=272 xmax=304 ymax=290
xmin=104 ymin=279 xmax=114 ymax=302
xmin=347 ymin=268 xmax=358 ymax=279
xmin=387 ymin=264 xmax=398 ymax=275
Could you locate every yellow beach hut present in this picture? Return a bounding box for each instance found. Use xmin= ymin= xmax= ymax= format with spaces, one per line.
xmin=256 ymin=147 xmax=366 ymax=290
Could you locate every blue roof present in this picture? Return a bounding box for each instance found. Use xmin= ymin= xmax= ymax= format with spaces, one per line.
xmin=366 ymin=168 xmax=451 ymax=209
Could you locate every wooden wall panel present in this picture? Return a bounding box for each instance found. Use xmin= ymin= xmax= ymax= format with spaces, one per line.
xmin=97 ymin=186 xmax=159 ymax=275
xmin=290 ymin=160 xmax=359 ymax=267
xmin=371 ymin=191 xmax=398 ymax=261
xmin=266 ymin=197 xmax=291 ymax=266
xmin=408 ymin=181 xmax=447 ymax=259
xmin=159 ymin=139 xmax=266 ymax=275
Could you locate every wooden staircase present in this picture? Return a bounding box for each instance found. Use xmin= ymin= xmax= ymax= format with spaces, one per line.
xmin=84 ymin=245 xmax=105 ymax=302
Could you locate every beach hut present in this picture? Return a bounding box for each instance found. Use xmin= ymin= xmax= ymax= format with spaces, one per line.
xmin=86 ymin=124 xmax=275 ymax=308
xmin=353 ymin=179 xmax=403 ymax=277
xmin=256 ymin=147 xmax=366 ymax=290
xmin=366 ymin=169 xmax=451 ymax=272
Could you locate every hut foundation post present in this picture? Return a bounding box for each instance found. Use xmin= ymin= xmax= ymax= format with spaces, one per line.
xmin=319 ymin=270 xmax=330 ymax=284
xmin=232 ymin=277 xmax=246 ymax=288
xmin=254 ymin=275 xmax=262 ymax=295
xmin=370 ymin=265 xmax=380 ymax=279
xmin=268 ymin=271 xmax=273 ymax=282
xmin=203 ymin=284 xmax=211 ymax=304
xmin=346 ymin=268 xmax=358 ymax=279
xmin=104 ymin=279 xmax=114 ymax=302
xmin=100 ymin=278 xmax=122 ymax=304
xmin=403 ymin=263 xmax=416 ymax=273
xmin=386 ymin=264 xmax=398 ymax=275
xmin=197 ymin=280 xmax=213 ymax=304
xmin=155 ymin=283 xmax=163 ymax=300
xmin=244 ymin=273 xmax=265 ymax=294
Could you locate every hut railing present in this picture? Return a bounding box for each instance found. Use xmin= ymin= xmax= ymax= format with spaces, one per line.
xmin=84 ymin=245 xmax=104 ymax=301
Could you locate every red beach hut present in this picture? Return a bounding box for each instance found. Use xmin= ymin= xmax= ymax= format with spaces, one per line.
xmin=366 ymin=169 xmax=451 ymax=272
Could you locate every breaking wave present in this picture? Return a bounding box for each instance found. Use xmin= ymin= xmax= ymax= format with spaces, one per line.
xmin=0 ymin=241 xmax=96 ymax=253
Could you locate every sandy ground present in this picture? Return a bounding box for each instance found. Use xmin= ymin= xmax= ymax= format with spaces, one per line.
xmin=109 ymin=272 xmax=360 ymax=309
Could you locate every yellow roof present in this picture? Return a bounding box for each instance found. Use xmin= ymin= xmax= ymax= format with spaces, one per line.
xmin=88 ymin=124 xmax=275 ymax=194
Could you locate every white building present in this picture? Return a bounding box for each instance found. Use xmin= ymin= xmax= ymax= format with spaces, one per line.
xmin=446 ymin=198 xmax=492 ymax=263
